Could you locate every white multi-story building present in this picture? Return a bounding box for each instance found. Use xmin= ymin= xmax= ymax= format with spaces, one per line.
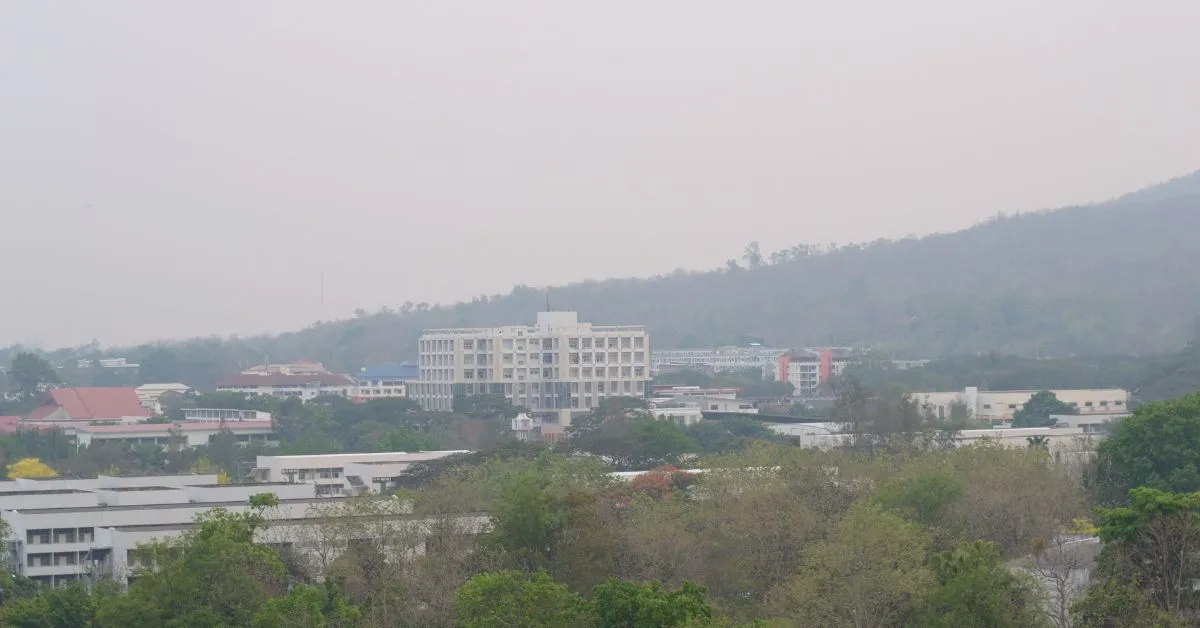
xmin=71 ymin=420 xmax=276 ymax=448
xmin=410 ymin=312 xmax=651 ymax=419
xmin=0 ymin=473 xmax=485 ymax=588
xmin=650 ymin=345 xmax=787 ymax=376
xmin=215 ymin=373 xmax=356 ymax=401
xmin=913 ymin=387 xmax=1131 ymax=424
xmin=251 ymin=450 xmax=469 ymax=496
xmin=776 ymin=350 xmax=854 ymax=398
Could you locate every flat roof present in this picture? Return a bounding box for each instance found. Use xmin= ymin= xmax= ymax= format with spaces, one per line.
xmin=262 ymin=450 xmax=469 ymax=460
xmin=104 ymin=486 xmax=178 ymax=492
xmin=12 ymin=496 xmax=341 ymax=515
xmin=0 ymin=488 xmax=92 ymax=496
xmin=111 ymin=511 xmax=486 ymax=533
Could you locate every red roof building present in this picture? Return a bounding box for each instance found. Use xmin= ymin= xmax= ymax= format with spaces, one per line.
xmin=25 ymin=387 xmax=153 ymax=423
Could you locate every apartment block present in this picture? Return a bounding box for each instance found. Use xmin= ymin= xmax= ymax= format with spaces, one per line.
xmin=410 ymin=312 xmax=650 ymax=418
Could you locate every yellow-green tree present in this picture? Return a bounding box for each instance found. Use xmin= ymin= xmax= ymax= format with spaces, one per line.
xmin=7 ymin=457 xmax=59 ymax=479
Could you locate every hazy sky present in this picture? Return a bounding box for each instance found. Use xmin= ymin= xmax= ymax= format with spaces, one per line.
xmin=3 ymin=1 xmax=1199 ymax=348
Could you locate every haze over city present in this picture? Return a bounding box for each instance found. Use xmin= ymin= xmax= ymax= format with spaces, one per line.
xmin=3 ymin=0 xmax=1200 ymax=347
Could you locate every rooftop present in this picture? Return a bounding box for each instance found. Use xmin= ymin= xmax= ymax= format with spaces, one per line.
xmin=74 ymin=420 xmax=274 ymax=434
xmin=356 ymin=362 xmax=420 ymax=381
xmin=216 ymin=373 xmax=355 ymax=388
xmin=29 ymin=387 xmax=152 ymax=421
xmin=14 ymin=495 xmax=344 ymax=515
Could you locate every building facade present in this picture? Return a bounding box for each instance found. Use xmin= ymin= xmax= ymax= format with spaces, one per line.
xmin=351 ymin=362 xmax=418 ymax=401
xmin=410 ymin=312 xmax=650 ymax=417
xmin=913 ymin=387 xmax=1131 ymax=424
xmin=215 ymin=373 xmax=356 ymax=401
xmin=650 ymin=345 xmax=787 ymax=376
xmin=251 ymin=450 xmax=469 ymax=495
xmin=0 ymin=473 xmax=485 ymax=587
xmin=776 ymin=350 xmax=853 ymax=397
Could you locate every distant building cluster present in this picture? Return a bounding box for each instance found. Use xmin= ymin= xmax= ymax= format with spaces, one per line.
xmin=913 ymin=386 xmax=1130 ymax=424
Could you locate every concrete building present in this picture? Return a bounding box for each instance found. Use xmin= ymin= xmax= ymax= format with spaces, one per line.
xmin=250 ymin=451 xmax=469 ymax=496
xmin=71 ymin=421 xmax=276 ymax=448
xmin=651 ymin=385 xmax=740 ymax=401
xmin=181 ymin=408 xmax=273 ymax=422
xmin=1050 ymin=412 xmax=1129 ymax=434
xmin=775 ymin=349 xmax=853 ymax=398
xmin=913 ymin=387 xmax=1131 ymax=424
xmin=243 ymin=361 xmax=329 ymax=376
xmin=650 ymin=345 xmax=787 ymax=376
xmin=216 ymin=373 xmax=356 ymax=401
xmin=134 ymin=383 xmax=192 ymax=414
xmin=351 ymin=362 xmax=418 ymax=402
xmin=411 ymin=311 xmax=650 ymax=419
xmin=0 ymin=473 xmax=486 ymax=587
xmin=648 ymin=402 xmax=705 ymax=426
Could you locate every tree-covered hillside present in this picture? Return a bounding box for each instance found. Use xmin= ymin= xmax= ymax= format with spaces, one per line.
xmin=254 ymin=175 xmax=1200 ymax=364
xmin=6 ymin=173 xmax=1200 ymax=387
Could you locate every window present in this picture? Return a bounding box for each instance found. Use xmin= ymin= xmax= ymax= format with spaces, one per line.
xmin=570 ymin=352 xmax=580 ymax=364
xmin=543 ymin=353 xmax=554 ymax=364
xmin=463 ymin=340 xmax=474 ymax=350
xmin=634 ymin=366 xmax=644 ymax=377
xmin=609 ymin=366 xmax=619 ymax=378
xmin=1115 ymin=400 xmax=1124 ymax=406
xmin=621 ymin=352 xmax=631 ymax=363
xmin=568 ymin=338 xmax=579 ymax=349
xmin=608 ymin=338 xmax=619 ymax=348
xmin=1008 ymin=404 xmax=1016 ymax=410
xmin=582 ymin=367 xmax=593 ymax=378
xmin=543 ymin=368 xmax=553 ymax=378
xmin=608 ymin=352 xmax=619 ymax=363
xmin=584 ymin=382 xmax=593 ymax=393
xmin=595 ymin=353 xmax=605 ymax=363
xmin=621 ymin=337 xmax=632 ymax=348
xmin=503 ymin=339 xmax=513 ymax=349
xmin=569 ymin=367 xmax=579 ymax=378
xmin=463 ymin=354 xmax=475 ymax=365
xmin=982 ymin=404 xmax=992 ymax=409
xmin=582 ymin=353 xmax=592 ymax=363
xmin=503 ymin=368 xmax=513 ymax=379
xmin=464 ymin=370 xmax=474 ymax=379
xmin=597 ymin=382 xmax=605 ymax=393
xmin=582 ymin=338 xmax=592 ymax=349
xmin=634 ymin=351 xmax=644 ymax=362
xmin=1100 ymin=401 xmax=1109 ymax=407
xmin=1085 ymin=401 xmax=1094 ymax=407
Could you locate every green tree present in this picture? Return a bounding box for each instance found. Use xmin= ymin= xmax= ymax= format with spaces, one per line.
xmin=8 ymin=352 xmax=58 ymax=400
xmin=766 ymin=502 xmax=933 ymax=626
xmin=569 ymin=417 xmax=698 ymax=471
xmin=1012 ymin=390 xmax=1076 ymax=428
xmin=252 ymin=579 xmax=363 ymax=628
xmin=913 ymin=540 xmax=1047 ymax=627
xmin=0 ymin=584 xmax=102 ymax=628
xmin=1094 ymin=394 xmax=1200 ymax=497
xmin=95 ymin=498 xmax=287 ymax=627
xmin=875 ymin=470 xmax=964 ymax=527
xmin=591 ymin=579 xmax=713 ymax=628
xmin=453 ymin=570 xmax=586 ymax=628
xmin=1071 ymin=578 xmax=1183 ymax=628
xmin=481 ymin=469 xmax=568 ymax=569
xmin=1093 ymin=487 xmax=1200 ymax=618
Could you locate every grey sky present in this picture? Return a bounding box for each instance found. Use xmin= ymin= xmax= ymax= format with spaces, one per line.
xmin=3 ymin=1 xmax=1199 ymax=348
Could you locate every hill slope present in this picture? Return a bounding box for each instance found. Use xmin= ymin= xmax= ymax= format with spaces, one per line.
xmin=28 ymin=172 xmax=1200 ymax=386
xmin=267 ymin=182 xmax=1200 ymax=366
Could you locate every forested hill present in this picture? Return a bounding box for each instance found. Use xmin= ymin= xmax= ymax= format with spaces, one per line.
xmin=270 ymin=173 xmax=1200 ymax=363
xmin=15 ymin=172 xmax=1200 ymax=386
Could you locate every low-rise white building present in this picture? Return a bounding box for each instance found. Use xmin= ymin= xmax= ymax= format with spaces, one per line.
xmin=71 ymin=421 xmax=276 ymax=448
xmin=913 ymin=387 xmax=1130 ymax=424
xmin=216 ymin=373 xmax=356 ymax=401
xmin=1 ymin=473 xmax=486 ymax=587
xmin=251 ymin=451 xmax=470 ymax=496
xmin=181 ymin=408 xmax=272 ymax=423
xmin=650 ymin=345 xmax=787 ymax=376
xmin=134 ymin=383 xmax=192 ymax=414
